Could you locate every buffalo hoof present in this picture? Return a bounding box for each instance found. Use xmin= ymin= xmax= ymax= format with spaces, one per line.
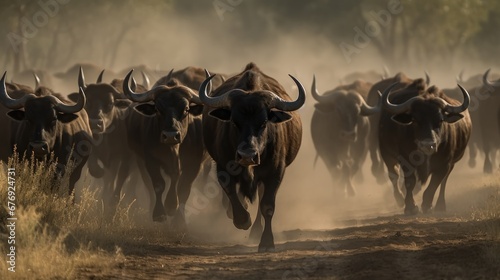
xmin=258 ymin=241 xmax=275 ymax=253
xmin=153 ymin=214 xmax=167 ymax=222
xmin=233 ymin=210 xmax=251 ymax=230
xmin=165 ymin=202 xmax=179 ymax=217
xmin=404 ymin=205 xmax=419 ymax=216
xmin=468 ymin=159 xmax=476 ymax=168
xmin=421 ymin=204 xmax=432 ymax=214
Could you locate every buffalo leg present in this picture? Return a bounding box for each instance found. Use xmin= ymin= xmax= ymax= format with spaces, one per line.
xmin=483 ymin=141 xmax=493 ymax=173
xmin=402 ymin=171 xmax=419 ymax=215
xmin=341 ymin=163 xmax=355 ymax=197
xmin=144 ymin=159 xmax=167 ymax=221
xmin=249 ymin=183 xmax=264 ymax=242
xmin=174 ymin=162 xmax=202 ymax=230
xmin=163 ymin=156 xmax=181 ymax=217
xmin=258 ymin=173 xmax=282 ymax=252
xmin=468 ymin=143 xmax=477 ymax=168
xmin=217 ymin=164 xmax=251 ymax=230
xmin=434 ymin=169 xmax=452 ymax=212
xmin=385 ymin=161 xmax=404 ymax=207
xmin=421 ymin=166 xmax=450 ymax=213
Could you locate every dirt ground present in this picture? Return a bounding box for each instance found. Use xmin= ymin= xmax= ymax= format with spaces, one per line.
xmin=75 ymin=214 xmax=499 ymax=280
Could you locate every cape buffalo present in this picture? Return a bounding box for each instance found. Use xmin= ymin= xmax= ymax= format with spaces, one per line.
xmin=311 ymin=77 xmax=378 ymax=196
xmin=378 ymin=79 xmax=471 ymax=214
xmin=0 ymin=72 xmax=92 ymax=195
xmin=366 ymin=72 xmax=430 ymax=184
xmin=199 ymin=62 xmax=305 ymax=252
xmin=67 ymin=68 xmax=145 ymax=216
xmin=122 ymin=69 xmax=206 ymax=228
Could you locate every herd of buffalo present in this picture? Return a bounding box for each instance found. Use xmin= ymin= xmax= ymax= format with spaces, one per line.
xmin=1 ymin=62 xmax=499 ymax=252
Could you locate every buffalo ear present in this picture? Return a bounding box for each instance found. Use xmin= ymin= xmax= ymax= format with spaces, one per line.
xmin=444 ymin=113 xmax=464 ymax=123
xmin=114 ymin=99 xmax=132 ymax=109
xmin=269 ymin=110 xmax=293 ymax=123
xmin=57 ymin=113 xmax=79 ymax=123
xmin=67 ymin=92 xmax=80 ymax=103
xmin=188 ymin=104 xmax=204 ymax=116
xmin=7 ymin=110 xmax=25 ymax=121
xmin=391 ymin=113 xmax=413 ymax=125
xmin=208 ymin=108 xmax=231 ymax=122
xmin=133 ymin=103 xmax=156 ymax=116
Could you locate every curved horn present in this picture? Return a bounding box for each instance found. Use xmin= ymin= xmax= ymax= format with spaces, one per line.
xmin=483 ymin=68 xmax=495 ymax=88
xmin=190 ymin=94 xmax=202 ymax=105
xmin=198 ymin=70 xmax=229 ymax=108
xmin=123 ymin=70 xmax=155 ymax=102
xmin=96 ymin=69 xmax=104 ymax=83
xmin=269 ymin=74 xmax=306 ymax=111
xmin=311 ymin=75 xmax=344 ymax=103
xmin=311 ymin=75 xmax=323 ymax=102
xmin=0 ymin=72 xmax=36 ymax=109
xmin=78 ymin=66 xmax=87 ymax=90
xmin=166 ymin=69 xmax=173 ymax=81
xmin=141 ymin=71 xmax=150 ymax=89
xmin=33 ymin=71 xmax=40 ymax=88
xmin=52 ymin=86 xmax=86 ymax=114
xmin=425 ymin=71 xmax=430 ymax=85
xmin=381 ymin=82 xmax=421 ymax=114
xmin=444 ymin=84 xmax=470 ymax=114
xmin=359 ymin=94 xmax=380 ymax=116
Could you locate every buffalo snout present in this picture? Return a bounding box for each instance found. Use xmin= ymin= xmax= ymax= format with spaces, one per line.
xmin=161 ymin=130 xmax=181 ymax=144
xmin=29 ymin=141 xmax=49 ymax=156
xmin=89 ymin=118 xmax=104 ymax=133
xmin=236 ymin=149 xmax=260 ymax=166
xmin=417 ymin=140 xmax=438 ymax=155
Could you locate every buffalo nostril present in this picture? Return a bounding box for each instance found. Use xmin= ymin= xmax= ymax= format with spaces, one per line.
xmin=161 ymin=131 xmax=181 ymax=144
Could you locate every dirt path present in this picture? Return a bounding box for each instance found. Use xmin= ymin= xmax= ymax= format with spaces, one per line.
xmin=76 ymin=214 xmax=499 ymax=280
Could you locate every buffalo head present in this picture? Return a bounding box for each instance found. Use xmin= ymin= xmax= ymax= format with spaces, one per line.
xmin=199 ymin=70 xmax=305 ymax=166
xmin=69 ymin=68 xmax=131 ymax=135
xmin=312 ymin=75 xmax=379 ymax=141
xmin=381 ymin=82 xmax=470 ymax=155
xmin=0 ymin=72 xmax=86 ymax=159
xmin=123 ymin=70 xmax=203 ymax=145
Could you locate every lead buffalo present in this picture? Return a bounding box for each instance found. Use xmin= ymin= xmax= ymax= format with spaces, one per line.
xmin=311 ymin=77 xmax=377 ymax=196
xmin=378 ymin=79 xmax=471 ymax=214
xmin=0 ymin=72 xmax=91 ymax=195
xmin=199 ymin=63 xmax=305 ymax=252
xmin=123 ymin=69 xmax=206 ymax=227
